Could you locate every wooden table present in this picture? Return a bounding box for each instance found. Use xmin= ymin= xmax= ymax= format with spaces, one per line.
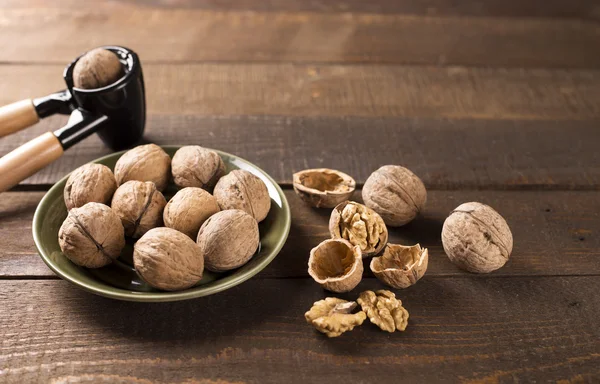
xmin=1 ymin=1 xmax=599 ymax=382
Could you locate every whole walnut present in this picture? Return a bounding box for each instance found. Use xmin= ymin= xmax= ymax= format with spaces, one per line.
xmin=171 ymin=146 xmax=226 ymax=190
xmin=134 ymin=227 xmax=204 ymax=291
xmin=362 ymin=165 xmax=427 ymax=226
xmin=114 ymin=144 xmax=171 ymax=191
xmin=58 ymin=202 xmax=125 ymax=268
xmin=64 ymin=163 xmax=117 ymax=210
xmin=213 ymin=170 xmax=271 ymax=222
xmin=73 ymin=48 xmax=124 ymax=89
xmin=196 ymin=209 xmax=259 ymax=272
xmin=111 ymin=181 xmax=167 ymax=238
xmin=442 ymin=202 xmax=513 ymax=273
xmin=163 ymin=187 xmax=220 ymax=239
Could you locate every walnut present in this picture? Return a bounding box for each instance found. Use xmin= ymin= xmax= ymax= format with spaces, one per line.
xmin=213 ymin=170 xmax=271 ymax=222
xmin=133 ymin=227 xmax=204 ymax=291
xmin=73 ymin=48 xmax=124 ymax=89
xmin=442 ymin=202 xmax=513 ymax=273
xmin=292 ymin=168 xmax=356 ymax=208
xmin=370 ymin=244 xmax=428 ymax=289
xmin=308 ymin=239 xmax=363 ymax=293
xmin=111 ymin=181 xmax=167 ymax=238
xmin=362 ymin=165 xmax=427 ymax=226
xmin=305 ymin=298 xmax=366 ymax=337
xmin=196 ymin=209 xmax=260 ymax=272
xmin=163 ymin=187 xmax=220 ymax=239
xmin=329 ymin=201 xmax=388 ymax=257
xmin=357 ymin=290 xmax=409 ymax=333
xmin=114 ymin=144 xmax=171 ymax=191
xmin=58 ymin=202 xmax=125 ymax=268
xmin=171 ymin=146 xmax=226 ymax=190
xmin=63 ymin=163 xmax=117 ymax=210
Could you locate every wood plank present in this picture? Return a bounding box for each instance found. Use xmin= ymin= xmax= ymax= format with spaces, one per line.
xmin=2 ymin=190 xmax=599 ymax=278
xmin=0 ymin=5 xmax=599 ymax=67
xmin=1 ymin=115 xmax=599 ymax=188
xmin=0 ymin=277 xmax=598 ymax=383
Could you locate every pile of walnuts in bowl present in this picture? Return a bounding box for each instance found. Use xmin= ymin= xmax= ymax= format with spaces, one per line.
xmin=294 ymin=166 xmax=513 ymax=337
xmin=58 ymin=144 xmax=271 ymax=291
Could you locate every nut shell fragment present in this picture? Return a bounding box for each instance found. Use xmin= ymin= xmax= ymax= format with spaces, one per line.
xmin=111 ymin=181 xmax=167 ymax=238
xmin=293 ymin=168 xmax=355 ymax=208
xmin=308 ymin=239 xmax=363 ymax=293
xmin=163 ymin=187 xmax=220 ymax=239
xmin=171 ymin=146 xmax=226 ymax=190
xmin=213 ymin=170 xmax=271 ymax=222
xmin=371 ymin=244 xmax=428 ymax=289
xmin=305 ymin=297 xmax=366 ymax=337
xmin=357 ymin=290 xmax=409 ymax=333
xmin=114 ymin=144 xmax=171 ymax=191
xmin=329 ymin=201 xmax=388 ymax=257
xmin=64 ymin=163 xmax=117 ymax=210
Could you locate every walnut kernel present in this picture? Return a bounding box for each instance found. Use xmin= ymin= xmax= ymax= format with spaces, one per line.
xmin=305 ymin=298 xmax=366 ymax=337
xmin=370 ymin=244 xmax=428 ymax=289
xmin=64 ymin=163 xmax=117 ymax=210
xmin=308 ymin=239 xmax=363 ymax=293
xmin=329 ymin=201 xmax=388 ymax=257
xmin=293 ymin=168 xmax=355 ymax=208
xmin=171 ymin=146 xmax=226 ymax=189
xmin=111 ymin=181 xmax=167 ymax=238
xmin=114 ymin=144 xmax=171 ymax=191
xmin=213 ymin=170 xmax=271 ymax=222
xmin=163 ymin=187 xmax=220 ymax=239
xmin=357 ymin=290 xmax=409 ymax=333
xmin=73 ymin=48 xmax=124 ymax=89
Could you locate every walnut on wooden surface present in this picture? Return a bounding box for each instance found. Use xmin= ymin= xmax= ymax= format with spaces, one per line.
xmin=114 ymin=144 xmax=171 ymax=191
xmin=133 ymin=227 xmax=204 ymax=291
xmin=308 ymin=239 xmax=363 ymax=293
xmin=111 ymin=181 xmax=167 ymax=238
xmin=213 ymin=170 xmax=271 ymax=222
xmin=73 ymin=48 xmax=124 ymax=89
xmin=329 ymin=201 xmax=388 ymax=257
xmin=196 ymin=209 xmax=260 ymax=272
xmin=171 ymin=146 xmax=226 ymax=190
xmin=58 ymin=202 xmax=125 ymax=268
xmin=357 ymin=290 xmax=409 ymax=333
xmin=292 ymin=168 xmax=356 ymax=208
xmin=442 ymin=202 xmax=513 ymax=273
xmin=163 ymin=187 xmax=220 ymax=239
xmin=362 ymin=165 xmax=427 ymax=227
xmin=305 ymin=297 xmax=366 ymax=338
xmin=370 ymin=244 xmax=428 ymax=289
xmin=63 ymin=163 xmax=117 ymax=211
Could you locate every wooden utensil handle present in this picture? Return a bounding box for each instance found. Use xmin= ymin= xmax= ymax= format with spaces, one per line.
xmin=0 ymin=99 xmax=40 ymax=138
xmin=0 ymin=132 xmax=63 ymax=192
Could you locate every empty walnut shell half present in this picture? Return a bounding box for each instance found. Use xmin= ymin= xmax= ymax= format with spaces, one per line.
xmin=329 ymin=201 xmax=388 ymax=258
xmin=293 ymin=168 xmax=356 ymax=208
xmin=308 ymin=239 xmax=363 ymax=293
xmin=371 ymin=244 xmax=428 ymax=289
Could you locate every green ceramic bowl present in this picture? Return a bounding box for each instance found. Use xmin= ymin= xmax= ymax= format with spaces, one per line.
xmin=32 ymin=146 xmax=291 ymax=302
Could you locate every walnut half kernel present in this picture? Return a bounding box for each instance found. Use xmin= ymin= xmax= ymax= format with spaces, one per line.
xmin=305 ymin=297 xmax=366 ymax=338
xmin=357 ymin=290 xmax=409 ymax=333
xmin=329 ymin=201 xmax=388 ymax=257
xmin=371 ymin=244 xmax=428 ymax=289
xmin=293 ymin=168 xmax=356 ymax=208
xmin=308 ymin=239 xmax=363 ymax=293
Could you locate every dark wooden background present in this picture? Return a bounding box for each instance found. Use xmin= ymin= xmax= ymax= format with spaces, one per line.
xmin=0 ymin=1 xmax=599 ymax=383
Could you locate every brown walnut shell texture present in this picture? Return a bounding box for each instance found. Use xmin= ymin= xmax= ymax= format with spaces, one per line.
xmin=114 ymin=144 xmax=171 ymax=191
xmin=111 ymin=181 xmax=167 ymax=238
xmin=163 ymin=187 xmax=220 ymax=239
xmin=371 ymin=244 xmax=428 ymax=289
xmin=197 ymin=209 xmax=260 ymax=272
xmin=64 ymin=163 xmax=117 ymax=210
xmin=58 ymin=202 xmax=125 ymax=268
xmin=134 ymin=227 xmax=204 ymax=291
xmin=362 ymin=165 xmax=427 ymax=227
xmin=213 ymin=170 xmax=271 ymax=222
xmin=73 ymin=48 xmax=124 ymax=89
xmin=308 ymin=239 xmax=363 ymax=293
xmin=293 ymin=168 xmax=356 ymax=208
xmin=442 ymin=202 xmax=513 ymax=273
xmin=329 ymin=201 xmax=388 ymax=258
xmin=171 ymin=146 xmax=226 ymax=190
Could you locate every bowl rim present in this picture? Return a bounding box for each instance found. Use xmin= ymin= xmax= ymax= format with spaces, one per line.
xmin=32 ymin=145 xmax=291 ymax=302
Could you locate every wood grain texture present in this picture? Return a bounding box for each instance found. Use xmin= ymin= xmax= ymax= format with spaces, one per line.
xmin=2 ymin=190 xmax=599 ymax=278
xmin=1 ymin=115 xmax=599 ymax=188
xmin=0 ymin=278 xmax=598 ymax=383
xmin=0 ymin=4 xmax=599 ymax=67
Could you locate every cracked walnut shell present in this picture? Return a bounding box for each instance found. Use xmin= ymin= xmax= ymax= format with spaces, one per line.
xmin=305 ymin=298 xmax=366 ymax=337
xmin=293 ymin=168 xmax=355 ymax=208
xmin=308 ymin=239 xmax=363 ymax=293
xmin=64 ymin=163 xmax=117 ymax=210
xmin=362 ymin=165 xmax=427 ymax=227
xmin=111 ymin=181 xmax=167 ymax=238
xmin=58 ymin=202 xmax=125 ymax=268
xmin=371 ymin=244 xmax=428 ymax=289
xmin=114 ymin=144 xmax=171 ymax=191
xmin=442 ymin=202 xmax=513 ymax=273
xmin=357 ymin=290 xmax=409 ymax=333
xmin=213 ymin=170 xmax=271 ymax=222
xmin=329 ymin=201 xmax=388 ymax=257
xmin=163 ymin=187 xmax=220 ymax=239
xmin=171 ymin=146 xmax=226 ymax=190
